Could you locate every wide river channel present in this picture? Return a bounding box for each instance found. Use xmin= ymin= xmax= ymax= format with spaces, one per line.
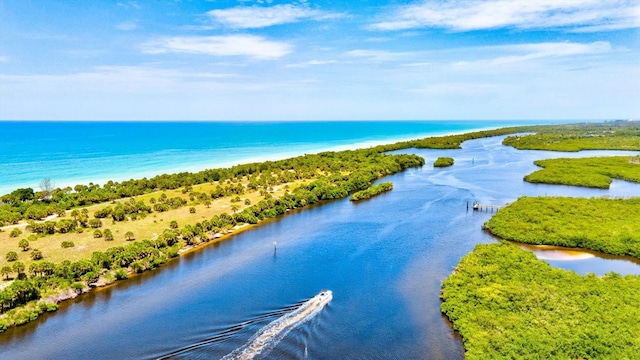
xmin=1 ymin=136 xmax=639 ymax=359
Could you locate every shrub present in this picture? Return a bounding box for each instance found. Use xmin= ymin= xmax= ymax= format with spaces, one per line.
xmin=6 ymin=251 xmax=18 ymax=262
xmin=88 ymin=218 xmax=102 ymax=228
xmin=433 ymin=157 xmax=454 ymax=167
xmin=31 ymin=248 xmax=43 ymax=260
xmin=18 ymin=238 xmax=30 ymax=251
xmin=114 ymin=268 xmax=128 ymax=280
xmin=61 ymin=241 xmax=75 ymax=248
xmin=9 ymin=228 xmax=22 ymax=238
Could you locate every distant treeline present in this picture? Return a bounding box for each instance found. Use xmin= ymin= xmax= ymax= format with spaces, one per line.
xmin=524 ymin=156 xmax=640 ymax=189
xmin=4 ymin=121 xmax=638 ymax=226
xmin=1 ymin=125 xmax=538 ymax=226
xmin=503 ymin=121 xmax=640 ymax=152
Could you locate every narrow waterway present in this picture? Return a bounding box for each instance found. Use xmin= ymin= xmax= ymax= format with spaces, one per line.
xmin=1 ymin=136 xmax=638 ymax=359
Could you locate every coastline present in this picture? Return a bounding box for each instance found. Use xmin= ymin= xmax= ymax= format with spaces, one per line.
xmin=0 ymin=120 xmax=564 ymax=195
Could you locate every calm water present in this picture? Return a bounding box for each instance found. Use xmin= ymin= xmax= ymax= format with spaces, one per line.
xmin=0 ymin=120 xmax=555 ymax=195
xmin=0 ymin=135 xmax=639 ymax=359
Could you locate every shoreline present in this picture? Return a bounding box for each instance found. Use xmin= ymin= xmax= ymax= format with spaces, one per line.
xmin=0 ymin=120 xmax=568 ymax=196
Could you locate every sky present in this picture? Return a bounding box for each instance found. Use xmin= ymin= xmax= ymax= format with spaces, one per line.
xmin=0 ymin=0 xmax=639 ymax=121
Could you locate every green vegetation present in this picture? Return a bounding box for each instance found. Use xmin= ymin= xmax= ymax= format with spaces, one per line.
xmin=2 ymin=121 xmax=637 ymax=336
xmin=0 ymin=144 xmax=426 ymax=332
xmin=350 ymin=182 xmax=393 ymax=201
xmin=433 ymin=157 xmax=454 ymax=167
xmin=483 ymin=196 xmax=640 ymax=259
xmin=503 ymin=121 xmax=640 ymax=152
xmin=524 ymin=156 xmax=640 ymax=188
xmin=0 ymin=125 xmax=540 ymax=227
xmin=441 ymin=243 xmax=640 ymax=359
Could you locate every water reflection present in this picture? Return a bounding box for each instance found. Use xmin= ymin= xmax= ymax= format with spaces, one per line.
xmin=514 ymin=242 xmax=640 ymax=276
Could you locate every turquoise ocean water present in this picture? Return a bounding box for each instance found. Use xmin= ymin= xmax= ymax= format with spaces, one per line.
xmin=0 ymin=120 xmax=562 ymax=195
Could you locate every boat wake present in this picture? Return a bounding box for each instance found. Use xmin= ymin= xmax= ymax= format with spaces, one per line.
xmin=221 ymin=290 xmax=333 ymax=360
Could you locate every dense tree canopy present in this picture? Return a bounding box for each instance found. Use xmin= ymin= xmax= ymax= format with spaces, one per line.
xmin=441 ymin=243 xmax=640 ymax=359
xmin=483 ymin=197 xmax=640 ymax=259
xmin=524 ymin=156 xmax=640 ymax=188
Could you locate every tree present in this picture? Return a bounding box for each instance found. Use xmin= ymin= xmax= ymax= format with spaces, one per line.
xmin=18 ymin=238 xmax=29 ymax=251
xmin=104 ymin=229 xmax=114 ymax=241
xmin=11 ymin=188 xmax=34 ymax=202
xmin=204 ymin=200 xmax=211 ymax=208
xmin=189 ymin=207 xmax=196 ymax=214
xmin=12 ymin=261 xmax=25 ymax=275
xmin=88 ymin=218 xmax=102 ymax=228
xmin=1 ymin=266 xmax=12 ymax=280
xmin=125 ymin=231 xmax=135 ymax=241
xmin=9 ymin=228 xmax=22 ymax=238
xmin=31 ymin=248 xmax=43 ymax=260
xmin=6 ymin=251 xmax=18 ymax=262
xmin=93 ymin=229 xmax=103 ymax=238
xmin=231 ymin=204 xmax=240 ymax=213
xmin=39 ymin=177 xmax=54 ymax=201
xmin=169 ymin=220 xmax=178 ymax=229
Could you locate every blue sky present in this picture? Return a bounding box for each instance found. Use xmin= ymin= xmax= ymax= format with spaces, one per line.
xmin=0 ymin=0 xmax=638 ymax=120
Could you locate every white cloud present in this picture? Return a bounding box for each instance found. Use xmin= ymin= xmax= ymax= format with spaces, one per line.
xmin=345 ymin=49 xmax=416 ymax=62
xmin=286 ymin=59 xmax=338 ymax=68
xmin=141 ymin=35 xmax=292 ymax=59
xmin=0 ymin=56 xmax=9 ymax=63
xmin=488 ymin=41 xmax=611 ymax=65
xmin=115 ymin=21 xmax=137 ymax=31
xmin=117 ymin=2 xmax=141 ymax=10
xmin=370 ymin=0 xmax=640 ymax=32
xmin=207 ymin=4 xmax=343 ymax=29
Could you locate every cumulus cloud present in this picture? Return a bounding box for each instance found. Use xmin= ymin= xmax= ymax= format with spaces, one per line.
xmin=207 ymin=4 xmax=343 ymax=29
xmin=141 ymin=35 xmax=292 ymax=59
xmin=370 ymin=0 xmax=640 ymax=32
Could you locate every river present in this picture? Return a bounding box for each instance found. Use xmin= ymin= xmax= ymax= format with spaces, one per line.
xmin=1 ymin=136 xmax=638 ymax=359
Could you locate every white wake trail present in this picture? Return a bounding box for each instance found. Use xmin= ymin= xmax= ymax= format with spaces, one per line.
xmin=222 ymin=290 xmax=332 ymax=360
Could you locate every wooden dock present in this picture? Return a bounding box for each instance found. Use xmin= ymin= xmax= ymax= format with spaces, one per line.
xmin=468 ymin=201 xmax=503 ymax=212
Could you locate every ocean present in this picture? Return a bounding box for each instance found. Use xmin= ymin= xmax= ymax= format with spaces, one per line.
xmin=0 ymin=120 xmax=562 ymax=195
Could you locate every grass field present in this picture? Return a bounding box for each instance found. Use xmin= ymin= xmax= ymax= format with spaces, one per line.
xmin=0 ymin=179 xmax=302 ymax=268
